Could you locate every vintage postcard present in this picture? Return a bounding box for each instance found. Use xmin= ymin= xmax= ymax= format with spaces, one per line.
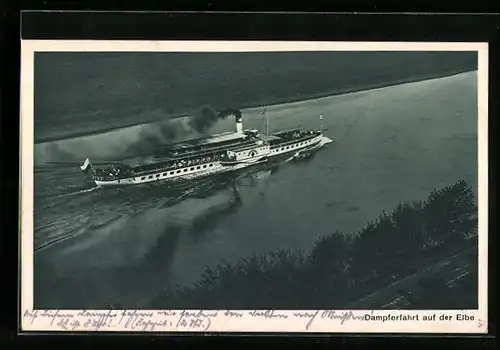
xmin=20 ymin=40 xmax=488 ymax=333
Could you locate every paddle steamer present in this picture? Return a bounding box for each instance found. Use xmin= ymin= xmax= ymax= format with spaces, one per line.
xmin=80 ymin=109 xmax=333 ymax=187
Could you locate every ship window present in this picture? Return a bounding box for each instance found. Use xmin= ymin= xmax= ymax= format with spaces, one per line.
xmin=190 ymin=167 xmax=194 ymax=171
xmin=281 ymin=148 xmax=284 ymax=151
xmin=162 ymin=173 xmax=167 ymax=176
xmin=203 ymin=165 xmax=207 ymax=168
xmin=196 ymin=166 xmax=200 ymax=169
xmin=156 ymin=174 xmax=160 ymax=177
xmin=209 ymin=164 xmax=213 ymax=167
xmin=141 ymin=177 xmax=145 ymax=180
xmin=170 ymin=171 xmax=174 ymax=175
xmin=176 ymin=170 xmax=181 ymax=173
xmin=184 ymin=169 xmax=187 ymax=172
xmin=148 ymin=176 xmax=153 ymax=179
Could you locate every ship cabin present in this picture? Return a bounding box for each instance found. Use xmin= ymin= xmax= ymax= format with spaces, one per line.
xmin=129 ymin=132 xmax=262 ymax=178
xmin=262 ymin=129 xmax=323 ymax=156
xmin=224 ymin=138 xmax=269 ymax=162
xmin=271 ymin=128 xmax=320 ymax=146
xmin=92 ymin=162 xmax=134 ymax=181
xmin=155 ymin=132 xmax=257 ymax=159
xmin=132 ymin=149 xmax=230 ymax=177
xmin=244 ymin=129 xmax=260 ymax=136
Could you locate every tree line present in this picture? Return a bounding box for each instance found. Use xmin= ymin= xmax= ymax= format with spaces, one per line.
xmin=148 ymin=180 xmax=478 ymax=309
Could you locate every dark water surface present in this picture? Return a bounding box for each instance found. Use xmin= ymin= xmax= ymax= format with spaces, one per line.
xmin=34 ymin=72 xmax=478 ymax=309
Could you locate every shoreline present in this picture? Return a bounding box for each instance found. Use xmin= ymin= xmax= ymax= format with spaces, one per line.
xmin=146 ymin=180 xmax=479 ymax=310
xmin=34 ymin=68 xmax=476 ymax=144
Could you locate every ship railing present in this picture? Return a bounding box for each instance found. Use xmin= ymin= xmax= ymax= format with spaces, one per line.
xmin=229 ymin=141 xmax=269 ymax=153
xmin=271 ymin=132 xmax=321 ymax=147
xmin=168 ymin=138 xmax=243 ymax=154
xmin=132 ymin=151 xmax=231 ymax=176
xmin=93 ymin=163 xmax=133 ymax=180
xmin=168 ymin=139 xmax=257 ymax=159
xmin=275 ymin=129 xmax=318 ymax=141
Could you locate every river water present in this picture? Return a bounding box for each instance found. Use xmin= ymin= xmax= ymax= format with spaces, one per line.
xmin=33 ymin=71 xmax=478 ymax=309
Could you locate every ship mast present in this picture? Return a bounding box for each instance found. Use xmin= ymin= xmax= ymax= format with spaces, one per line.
xmin=261 ymin=106 xmax=269 ymax=136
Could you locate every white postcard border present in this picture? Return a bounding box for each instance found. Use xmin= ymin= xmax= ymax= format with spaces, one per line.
xmin=20 ymin=40 xmax=489 ymax=333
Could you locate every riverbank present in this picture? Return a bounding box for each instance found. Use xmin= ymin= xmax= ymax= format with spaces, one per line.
xmin=37 ymin=68 xmax=475 ymax=144
xmin=35 ymin=50 xmax=477 ymax=143
xmin=148 ymin=180 xmax=478 ymax=309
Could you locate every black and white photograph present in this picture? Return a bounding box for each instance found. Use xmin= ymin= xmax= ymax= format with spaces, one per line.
xmin=20 ymin=41 xmax=488 ymax=332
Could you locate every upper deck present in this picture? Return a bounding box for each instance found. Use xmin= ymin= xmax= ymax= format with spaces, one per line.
xmin=268 ymin=129 xmax=321 ymax=146
xmin=91 ymin=127 xmax=323 ymax=181
xmin=156 ymin=131 xmax=260 ymax=159
xmin=170 ymin=132 xmax=246 ymax=150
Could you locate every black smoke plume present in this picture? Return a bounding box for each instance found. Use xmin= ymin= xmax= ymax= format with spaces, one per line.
xmin=218 ymin=108 xmax=242 ymax=119
xmin=126 ymin=121 xmax=181 ymax=156
xmin=189 ymin=106 xmax=242 ymax=134
xmin=219 ymin=108 xmax=243 ymax=123
xmin=124 ymin=106 xmax=243 ymax=156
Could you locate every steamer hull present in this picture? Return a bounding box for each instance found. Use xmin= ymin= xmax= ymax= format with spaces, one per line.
xmin=80 ymin=110 xmax=333 ymax=188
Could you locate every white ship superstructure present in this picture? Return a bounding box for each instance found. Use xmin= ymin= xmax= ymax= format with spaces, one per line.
xmin=80 ymin=109 xmax=333 ymax=187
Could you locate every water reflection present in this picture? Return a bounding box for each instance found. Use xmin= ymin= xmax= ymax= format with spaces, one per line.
xmin=186 ymin=184 xmax=243 ymax=244
xmin=34 ymin=145 xmax=330 ymax=308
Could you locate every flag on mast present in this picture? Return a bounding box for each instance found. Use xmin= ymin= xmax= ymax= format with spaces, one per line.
xmin=80 ymin=158 xmax=93 ymax=173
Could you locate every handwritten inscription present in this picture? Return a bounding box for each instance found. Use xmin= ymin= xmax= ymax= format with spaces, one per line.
xmin=23 ymin=309 xmax=216 ymax=331
xmin=293 ymin=310 xmax=365 ymax=330
xmin=248 ymin=309 xmax=288 ymax=319
xmin=22 ymin=309 xmax=483 ymax=332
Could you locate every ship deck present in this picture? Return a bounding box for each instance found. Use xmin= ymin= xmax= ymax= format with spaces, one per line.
xmin=168 ymin=132 xmax=246 ymax=150
xmin=92 ymin=128 xmax=323 ymax=180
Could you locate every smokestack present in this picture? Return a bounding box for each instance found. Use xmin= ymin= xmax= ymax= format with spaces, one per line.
xmin=219 ymin=108 xmax=243 ymax=134
xmin=235 ymin=113 xmax=243 ymax=134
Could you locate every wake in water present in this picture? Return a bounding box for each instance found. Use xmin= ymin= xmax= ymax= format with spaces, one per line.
xmin=34 ymin=166 xmax=245 ymax=252
xmin=53 ymin=185 xmax=102 ymax=199
xmin=32 ymin=71 xmax=478 ymax=309
xmin=36 ymin=164 xmax=262 ymax=251
xmin=34 ymin=116 xmax=332 ymax=254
